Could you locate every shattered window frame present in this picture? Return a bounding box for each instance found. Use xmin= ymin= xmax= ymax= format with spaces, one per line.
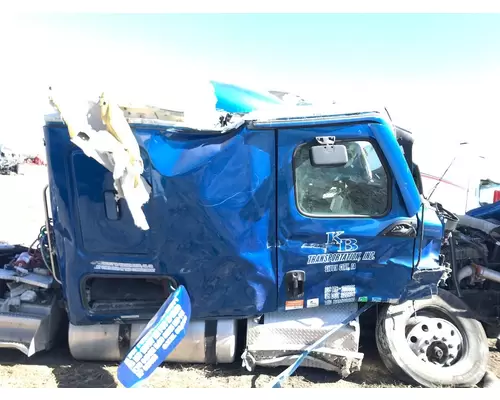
xmin=292 ymin=138 xmax=391 ymax=219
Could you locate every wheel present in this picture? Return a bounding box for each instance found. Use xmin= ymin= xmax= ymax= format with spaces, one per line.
xmin=375 ymin=289 xmax=489 ymax=387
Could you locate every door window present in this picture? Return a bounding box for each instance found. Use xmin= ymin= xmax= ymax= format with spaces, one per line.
xmin=293 ymin=140 xmax=389 ymax=217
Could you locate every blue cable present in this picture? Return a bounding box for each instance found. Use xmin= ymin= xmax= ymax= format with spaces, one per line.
xmin=270 ymin=302 xmax=373 ymax=388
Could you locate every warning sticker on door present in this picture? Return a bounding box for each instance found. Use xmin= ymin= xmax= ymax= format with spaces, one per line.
xmin=324 ymin=285 xmax=356 ymax=305
xmin=306 ymin=298 xmax=319 ymax=308
xmin=285 ymin=299 xmax=304 ymax=310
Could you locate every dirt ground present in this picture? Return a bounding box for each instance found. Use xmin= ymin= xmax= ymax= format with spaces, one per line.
xmin=0 ymin=165 xmax=499 ymax=388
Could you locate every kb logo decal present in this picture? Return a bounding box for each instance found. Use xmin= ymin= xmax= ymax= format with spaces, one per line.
xmin=326 ymin=231 xmax=358 ymax=253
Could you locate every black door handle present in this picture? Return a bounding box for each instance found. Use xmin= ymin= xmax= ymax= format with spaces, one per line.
xmin=379 ymin=220 xmax=417 ymax=237
xmin=104 ymin=191 xmax=120 ymax=221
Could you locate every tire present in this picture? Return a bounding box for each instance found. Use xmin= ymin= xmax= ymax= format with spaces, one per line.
xmin=375 ymin=289 xmax=489 ymax=388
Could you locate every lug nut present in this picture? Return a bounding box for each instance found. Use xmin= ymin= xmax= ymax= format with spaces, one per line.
xmin=433 ymin=336 xmax=438 ymax=340
xmin=442 ymin=337 xmax=447 ymax=342
xmin=425 ymin=340 xmax=430 ymax=344
xmin=434 ymin=347 xmax=444 ymax=358
xmin=448 ymin=344 xmax=453 ymax=349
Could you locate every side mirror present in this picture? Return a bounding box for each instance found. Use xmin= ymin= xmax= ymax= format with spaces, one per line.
xmin=310 ymin=144 xmax=348 ymax=167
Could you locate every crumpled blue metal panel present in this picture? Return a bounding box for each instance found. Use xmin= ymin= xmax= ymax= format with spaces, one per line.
xmin=140 ymin=127 xmax=277 ymax=318
xmin=44 ymin=122 xmax=277 ymax=324
xmin=400 ymin=201 xmax=446 ymax=301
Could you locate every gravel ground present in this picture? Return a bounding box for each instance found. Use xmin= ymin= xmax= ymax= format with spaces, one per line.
xmin=0 ymin=165 xmax=498 ymax=388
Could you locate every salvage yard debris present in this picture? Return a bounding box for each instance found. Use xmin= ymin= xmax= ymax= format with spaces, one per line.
xmin=0 ymin=143 xmax=47 ymax=176
xmin=0 ymin=144 xmax=22 ymax=175
xmin=0 ymin=226 xmax=57 ymax=313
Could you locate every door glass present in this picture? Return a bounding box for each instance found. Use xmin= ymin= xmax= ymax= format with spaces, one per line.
xmin=294 ymin=140 xmax=389 ymax=217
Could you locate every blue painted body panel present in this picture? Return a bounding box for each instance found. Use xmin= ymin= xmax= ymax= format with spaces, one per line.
xmin=401 ymin=201 xmax=446 ymax=300
xmin=43 ymin=105 xmax=445 ymax=325
xmin=467 ymin=201 xmax=500 ymax=223
xmin=275 ymin=121 xmax=443 ymax=306
xmin=44 ymin=124 xmax=277 ymax=324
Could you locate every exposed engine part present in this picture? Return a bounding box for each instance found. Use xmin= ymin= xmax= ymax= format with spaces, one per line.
xmin=457 ymin=264 xmax=500 ymax=285
xmin=441 ymin=213 xmax=500 ymax=275
xmin=452 ymin=231 xmax=490 ymax=262
xmin=439 ymin=213 xmax=500 ymax=332
xmin=434 ymin=202 xmax=459 ymax=233
xmin=457 ymin=215 xmax=500 ymax=238
xmin=449 ymin=231 xmax=462 ymax=297
xmin=453 ymin=214 xmax=500 ymax=265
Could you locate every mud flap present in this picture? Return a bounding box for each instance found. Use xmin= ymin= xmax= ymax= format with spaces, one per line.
xmin=117 ymin=285 xmax=191 ymax=388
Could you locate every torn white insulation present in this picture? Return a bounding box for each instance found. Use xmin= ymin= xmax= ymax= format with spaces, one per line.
xmin=48 ymin=87 xmax=152 ymax=230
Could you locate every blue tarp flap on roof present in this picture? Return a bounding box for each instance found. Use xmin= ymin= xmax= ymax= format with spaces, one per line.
xmin=210 ymin=81 xmax=283 ymax=113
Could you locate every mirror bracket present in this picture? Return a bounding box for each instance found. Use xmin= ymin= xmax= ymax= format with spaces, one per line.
xmin=315 ymin=136 xmax=336 ymax=146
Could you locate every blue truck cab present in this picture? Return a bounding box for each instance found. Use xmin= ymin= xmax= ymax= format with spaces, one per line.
xmin=39 ymin=95 xmax=454 ymax=375
xmin=5 ymin=84 xmax=490 ymax=388
xmin=43 ymin=108 xmax=445 ymax=324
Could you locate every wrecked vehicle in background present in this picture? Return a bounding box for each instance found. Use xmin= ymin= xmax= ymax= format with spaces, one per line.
xmin=0 ymin=80 xmax=498 ymax=388
xmin=0 ymin=144 xmax=22 ymax=175
xmin=0 ymin=144 xmax=45 ymax=175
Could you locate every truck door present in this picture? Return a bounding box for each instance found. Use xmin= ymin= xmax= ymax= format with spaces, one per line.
xmin=277 ymin=122 xmax=420 ymax=311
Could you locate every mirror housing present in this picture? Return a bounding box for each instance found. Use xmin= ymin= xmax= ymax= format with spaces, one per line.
xmin=310 ymin=144 xmax=348 ymax=167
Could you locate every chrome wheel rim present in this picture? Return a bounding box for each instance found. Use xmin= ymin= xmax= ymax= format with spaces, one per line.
xmin=406 ymin=314 xmax=464 ymax=367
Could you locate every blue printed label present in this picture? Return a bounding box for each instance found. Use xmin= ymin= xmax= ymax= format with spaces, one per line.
xmin=117 ymin=285 xmax=191 ymax=388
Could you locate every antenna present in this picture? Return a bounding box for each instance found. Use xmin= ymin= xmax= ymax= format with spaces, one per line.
xmin=428 ymin=142 xmax=468 ymax=200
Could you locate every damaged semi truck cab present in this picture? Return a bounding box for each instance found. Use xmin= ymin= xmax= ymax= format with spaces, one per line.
xmin=1 ymin=95 xmax=490 ymax=388
xmin=44 ymin=109 xmax=447 ymax=359
xmin=45 ymin=112 xmax=442 ymax=323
